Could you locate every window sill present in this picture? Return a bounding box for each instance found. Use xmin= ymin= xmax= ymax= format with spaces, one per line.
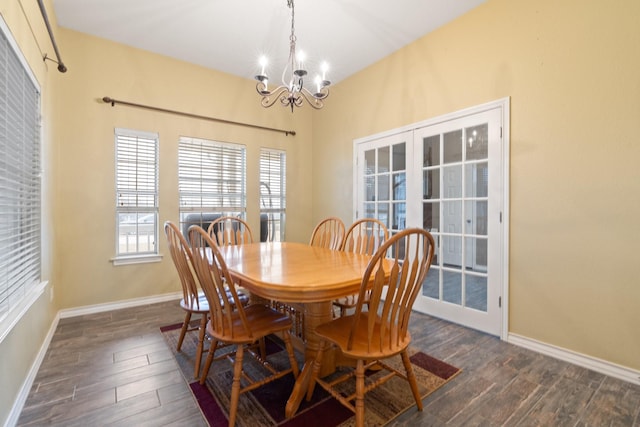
xmin=110 ymin=254 xmax=163 ymax=266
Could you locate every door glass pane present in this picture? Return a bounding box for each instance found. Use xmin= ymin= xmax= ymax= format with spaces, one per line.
xmin=465 ymin=162 xmax=488 ymax=197
xmin=392 ymin=202 xmax=406 ymax=230
xmin=378 ymin=147 xmax=389 ymax=173
xmin=442 ymin=201 xmax=462 ymax=233
xmin=423 ymin=169 xmax=440 ymax=199
xmin=423 ymin=201 xmax=440 ymax=232
xmin=365 ymin=176 xmax=375 ymax=201
xmin=423 ymin=135 xmax=440 ymax=167
xmin=423 ymin=268 xmax=439 ymax=299
xmin=465 ymin=124 xmax=488 ymax=161
xmin=465 ymin=274 xmax=487 ymax=311
xmin=393 ymin=172 xmax=405 ymax=200
xmin=364 ymin=149 xmax=375 ymax=173
xmin=443 ymin=165 xmax=462 ymax=198
xmin=443 ymin=130 xmax=462 ymax=164
xmin=465 ymin=237 xmax=488 ymax=271
xmin=364 ymin=202 xmax=375 ymax=218
xmin=443 ymin=270 xmax=462 ymax=304
xmin=465 ymin=201 xmax=488 ymax=235
xmin=392 ymin=143 xmax=406 ymax=171
xmin=377 ymin=175 xmax=389 ymax=200
xmin=443 ymin=235 xmax=462 ymax=268
xmin=378 ymin=203 xmax=389 ymax=229
xmin=432 ymin=234 xmax=440 ymax=267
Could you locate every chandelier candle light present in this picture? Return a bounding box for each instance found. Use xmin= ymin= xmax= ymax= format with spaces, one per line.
xmin=255 ymin=0 xmax=331 ymax=111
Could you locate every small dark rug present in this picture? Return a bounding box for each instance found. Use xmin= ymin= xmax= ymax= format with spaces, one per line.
xmin=161 ymin=322 xmax=460 ymax=426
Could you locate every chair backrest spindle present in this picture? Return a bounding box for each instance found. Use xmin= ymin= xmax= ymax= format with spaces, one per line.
xmin=189 ymin=225 xmax=252 ymax=340
xmin=347 ymin=228 xmax=435 ymax=353
xmin=309 ymin=217 xmax=345 ymax=250
xmin=164 ymin=221 xmax=202 ymax=310
xmin=207 ymin=216 xmax=254 ymax=246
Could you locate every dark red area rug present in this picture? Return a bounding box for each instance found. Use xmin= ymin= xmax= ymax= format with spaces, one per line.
xmin=161 ymin=322 xmax=460 ymax=426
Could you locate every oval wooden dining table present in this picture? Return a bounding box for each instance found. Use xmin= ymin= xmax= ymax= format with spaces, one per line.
xmin=217 ymin=241 xmax=386 ymax=419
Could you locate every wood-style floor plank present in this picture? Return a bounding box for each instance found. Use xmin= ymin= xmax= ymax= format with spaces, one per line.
xmin=17 ymin=299 xmax=640 ymax=426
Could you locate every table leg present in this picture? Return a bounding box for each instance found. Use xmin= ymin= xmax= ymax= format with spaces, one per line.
xmin=285 ymin=300 xmax=334 ymax=418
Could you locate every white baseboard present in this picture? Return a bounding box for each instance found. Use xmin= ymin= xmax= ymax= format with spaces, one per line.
xmin=4 ymin=311 xmax=60 ymax=427
xmin=59 ymin=292 xmax=181 ymax=318
xmin=5 ymin=292 xmax=182 ymax=427
xmin=508 ymin=333 xmax=640 ymax=386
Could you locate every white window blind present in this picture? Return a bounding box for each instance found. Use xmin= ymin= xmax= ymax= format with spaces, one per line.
xmin=0 ymin=19 xmax=42 ymax=326
xmin=260 ymin=148 xmax=286 ymax=241
xmin=115 ymin=128 xmax=159 ymax=257
xmin=178 ymin=137 xmax=246 ymax=235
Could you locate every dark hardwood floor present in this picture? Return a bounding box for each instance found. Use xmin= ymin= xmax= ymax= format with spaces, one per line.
xmin=17 ymin=300 xmax=640 ymax=426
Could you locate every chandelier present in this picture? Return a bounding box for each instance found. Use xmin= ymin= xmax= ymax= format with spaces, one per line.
xmin=255 ymin=0 xmax=330 ymax=111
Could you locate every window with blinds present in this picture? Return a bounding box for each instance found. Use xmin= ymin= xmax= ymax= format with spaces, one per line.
xmin=178 ymin=137 xmax=246 ymax=236
xmin=0 ymin=18 xmax=42 ymax=329
xmin=114 ymin=128 xmax=159 ymax=259
xmin=260 ymin=148 xmax=286 ymax=242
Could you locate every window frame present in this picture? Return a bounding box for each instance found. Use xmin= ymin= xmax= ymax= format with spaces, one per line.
xmin=112 ymin=127 xmax=161 ymax=265
xmin=0 ymin=16 xmax=47 ymax=341
xmin=260 ymin=148 xmax=286 ymax=242
xmin=178 ymin=136 xmax=247 ymax=237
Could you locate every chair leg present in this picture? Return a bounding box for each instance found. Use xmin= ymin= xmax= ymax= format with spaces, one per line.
xmin=194 ymin=313 xmax=207 ymax=378
xmin=355 ymin=359 xmax=365 ymax=427
xmin=176 ymin=311 xmax=192 ymax=351
xmin=282 ymin=331 xmax=299 ymax=378
xmin=228 ymin=344 xmax=244 ymax=427
xmin=259 ymin=336 xmax=267 ymax=360
xmin=401 ymin=350 xmax=423 ymax=411
xmin=305 ymin=339 xmax=326 ymax=401
xmin=199 ymin=339 xmax=219 ymax=385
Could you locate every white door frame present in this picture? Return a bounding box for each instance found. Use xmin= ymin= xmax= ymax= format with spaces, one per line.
xmin=353 ymin=97 xmax=510 ymax=340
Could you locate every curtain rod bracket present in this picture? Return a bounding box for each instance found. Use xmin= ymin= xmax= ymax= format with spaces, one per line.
xmin=43 ymin=54 xmax=67 ymax=73
xmin=102 ymin=96 xmax=295 ymax=136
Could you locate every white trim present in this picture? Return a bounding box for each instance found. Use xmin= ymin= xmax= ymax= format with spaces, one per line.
xmin=5 ymin=292 xmax=182 ymax=427
xmin=499 ymin=97 xmax=510 ymax=340
xmin=58 ymin=292 xmax=181 ymax=318
xmin=0 ymin=281 xmax=48 ymax=344
xmin=110 ymin=253 xmax=163 ymax=266
xmin=508 ymin=333 xmax=640 ymax=386
xmin=4 ymin=309 xmax=59 ymax=427
xmin=353 ymin=97 xmax=511 ymax=338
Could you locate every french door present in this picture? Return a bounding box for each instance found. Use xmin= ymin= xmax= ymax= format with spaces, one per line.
xmin=354 ymin=100 xmax=508 ymax=336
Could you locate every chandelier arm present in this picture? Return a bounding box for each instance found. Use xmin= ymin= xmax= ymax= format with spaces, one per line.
xmin=298 ymin=88 xmax=326 ymax=110
xmin=258 ymin=85 xmax=291 ymax=108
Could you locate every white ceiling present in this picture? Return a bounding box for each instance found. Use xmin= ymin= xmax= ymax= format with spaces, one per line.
xmin=52 ymin=0 xmax=486 ymax=84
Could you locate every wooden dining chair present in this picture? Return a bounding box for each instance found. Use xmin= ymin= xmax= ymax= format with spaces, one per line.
xmin=309 ymin=216 xmax=345 ymax=250
xmin=165 ymin=221 xmax=249 ymax=379
xmin=207 ymin=216 xmax=254 ymax=246
xmin=333 ymin=218 xmax=389 ymax=317
xmin=188 ymin=225 xmax=299 ymax=427
xmin=163 ymin=221 xmax=211 ymax=379
xmin=305 ymin=228 xmax=435 ymax=427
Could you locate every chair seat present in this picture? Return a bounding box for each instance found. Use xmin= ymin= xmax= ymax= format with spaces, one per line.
xmin=315 ymin=312 xmax=411 ymax=359
xmin=179 ymin=292 xmax=209 ymax=313
xmin=180 ymin=289 xmax=249 ymax=313
xmin=206 ymin=304 xmax=293 ymax=344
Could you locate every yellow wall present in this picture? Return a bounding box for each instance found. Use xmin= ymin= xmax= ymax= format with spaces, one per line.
xmin=313 ymin=0 xmax=640 ymax=370
xmin=51 ymin=28 xmax=315 ymax=309
xmin=0 ymin=0 xmax=57 ymax=424
xmin=2 ymin=0 xmax=640 ymax=423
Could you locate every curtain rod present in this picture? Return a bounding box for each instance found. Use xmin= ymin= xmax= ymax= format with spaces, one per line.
xmin=102 ymin=97 xmax=296 ymax=137
xmin=37 ymin=0 xmax=67 ymax=73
